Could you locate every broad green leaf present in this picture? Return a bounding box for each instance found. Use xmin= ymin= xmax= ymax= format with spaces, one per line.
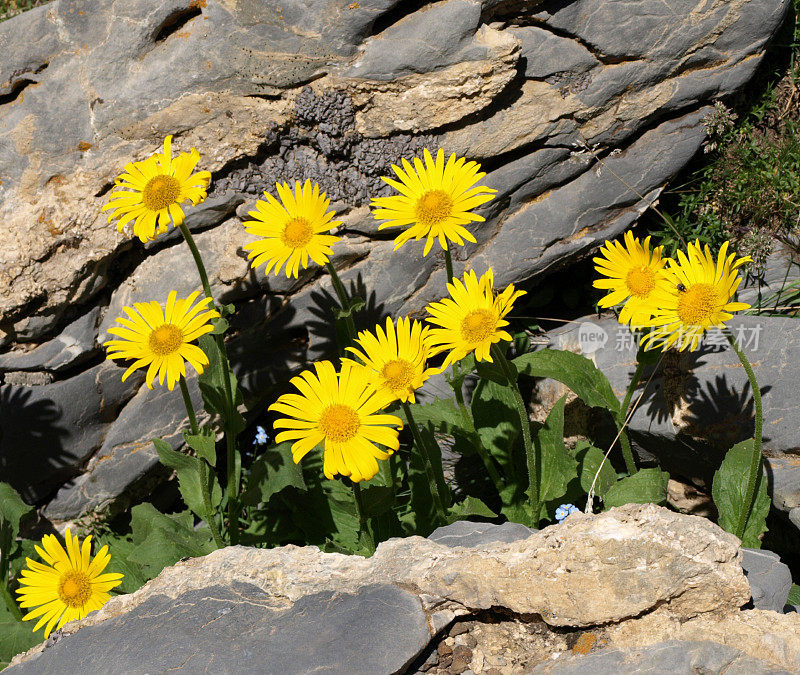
xmin=99 ymin=533 xmax=149 ymax=595
xmin=241 ymin=441 xmax=306 ymax=507
xmin=475 ymin=357 xmax=513 ymax=385
xmin=712 ymin=439 xmax=770 ymax=548
xmin=513 ymin=349 xmax=620 ymax=414
xmin=0 ymin=599 xmax=41 ymax=670
xmin=360 ymin=486 xmax=394 ymax=517
xmin=574 ymin=442 xmax=616 ymax=499
xmin=182 ymin=427 xmax=217 ymax=466
xmin=471 ymin=379 xmax=521 ymax=480
xmin=788 ymin=584 xmax=800 ymax=606
xmin=400 ymin=399 xmax=463 ymax=434
xmin=535 ymin=396 xmax=579 ymax=520
xmin=210 ymin=316 xmax=229 ymax=335
xmin=153 ymin=438 xmax=222 ymax=522
xmin=0 ymin=483 xmax=33 ymax=573
xmin=446 ymin=497 xmax=496 ymax=523
xmin=604 ymin=467 xmax=670 ymax=509
xmin=127 ymin=503 xmax=216 ymax=579
xmin=197 ymin=335 xmax=247 ymax=434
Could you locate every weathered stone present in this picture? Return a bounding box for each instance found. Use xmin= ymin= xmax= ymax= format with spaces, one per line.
xmin=429 ymin=520 xmax=536 ymax=548
xmin=0 ymin=308 xmax=100 ymax=372
xmin=0 ymin=361 xmax=142 ymax=503
xmin=532 ymin=640 xmax=790 ymax=674
xmin=13 ymin=506 xmax=800 ymax=674
xmin=741 ymin=548 xmax=793 ymax=613
xmin=7 ymin=583 xmax=430 ymax=675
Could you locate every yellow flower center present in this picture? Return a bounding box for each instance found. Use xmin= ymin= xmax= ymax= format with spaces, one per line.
xmin=148 ymin=324 xmax=183 ymax=356
xmin=281 ymin=217 xmax=314 ymax=248
xmin=460 ymin=309 xmax=496 ymax=343
xmin=415 ymin=190 xmax=454 ymax=227
xmin=676 ymin=283 xmax=722 ymax=325
xmin=318 ymin=403 xmax=360 ymax=443
xmin=625 ymin=266 xmax=656 ymax=298
xmin=382 ymin=359 xmax=415 ymax=391
xmin=57 ymin=570 xmax=92 ymax=609
xmin=141 ymin=174 xmax=181 ymax=212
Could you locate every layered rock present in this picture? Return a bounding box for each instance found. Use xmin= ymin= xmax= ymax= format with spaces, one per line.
xmin=7 ymin=505 xmax=800 ymax=673
xmin=0 ymin=0 xmax=790 ymax=518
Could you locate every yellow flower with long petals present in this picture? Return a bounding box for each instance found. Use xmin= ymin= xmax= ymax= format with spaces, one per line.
xmin=103 ymin=135 xmax=211 ymax=242
xmin=104 ymin=290 xmax=220 ymax=390
xmin=426 ymin=269 xmax=525 ymax=368
xmin=243 ymin=180 xmax=341 ymax=278
xmin=638 ymin=240 xmax=751 ymax=351
xmin=371 ymin=149 xmax=497 ymax=256
xmin=15 ymin=528 xmax=123 ymax=639
xmin=270 ymin=360 xmax=403 ymax=482
xmin=593 ymin=231 xmax=668 ymax=324
xmin=345 ymin=316 xmax=438 ymax=404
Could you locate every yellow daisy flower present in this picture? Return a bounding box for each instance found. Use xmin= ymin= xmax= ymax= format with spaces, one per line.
xmin=15 ymin=528 xmax=123 ymax=639
xmin=593 ymin=231 xmax=668 ymax=324
xmin=371 ymin=148 xmax=497 ymax=256
xmin=638 ymin=240 xmax=751 ymax=351
xmin=269 ymin=360 xmax=403 ymax=483
xmin=103 ymin=290 xmax=220 ymax=390
xmin=426 ymin=269 xmax=525 ymax=368
xmin=345 ymin=316 xmax=438 ymax=404
xmin=242 ymin=180 xmax=342 ymax=278
xmin=102 ymin=135 xmax=212 ymax=243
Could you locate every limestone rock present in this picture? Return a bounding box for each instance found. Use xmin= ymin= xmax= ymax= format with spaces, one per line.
xmin=10 ymin=505 xmax=798 ymax=674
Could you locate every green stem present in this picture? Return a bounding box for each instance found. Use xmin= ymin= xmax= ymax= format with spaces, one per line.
xmin=352 ymin=482 xmax=374 ymax=555
xmin=444 ymin=247 xmax=455 ymax=286
xmin=325 ymin=261 xmax=356 ymax=345
xmin=178 ymin=378 xmax=199 ymax=435
xmin=617 ymin=361 xmax=643 ymax=476
xmin=726 ymin=331 xmax=764 ymax=540
xmin=490 ymin=343 xmax=536 ymax=506
xmin=0 ymin=581 xmax=23 ymax=622
xmin=402 ymin=401 xmax=448 ymax=523
xmin=178 ymin=222 xmax=239 ymax=544
xmin=178 ymin=379 xmax=224 ymax=549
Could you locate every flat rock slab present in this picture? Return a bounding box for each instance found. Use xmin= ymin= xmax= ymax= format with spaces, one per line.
xmin=532 ymin=640 xmax=791 ymax=674
xmin=7 ymin=583 xmax=429 ymax=675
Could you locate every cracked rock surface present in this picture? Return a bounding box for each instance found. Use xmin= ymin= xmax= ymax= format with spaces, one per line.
xmin=7 ymin=505 xmax=800 ymax=673
xmin=0 ymin=0 xmax=790 ymax=519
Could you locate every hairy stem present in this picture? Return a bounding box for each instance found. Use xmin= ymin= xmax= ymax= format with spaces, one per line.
xmin=617 ymin=360 xmax=644 ymax=475
xmin=726 ymin=331 xmax=764 ymax=540
xmin=326 ymin=261 xmax=356 ymax=345
xmin=402 ymin=401 xmax=448 ymax=523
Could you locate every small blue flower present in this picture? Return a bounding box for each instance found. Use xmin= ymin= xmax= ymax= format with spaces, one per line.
xmin=555 ymin=503 xmax=580 ymax=523
xmin=253 ymin=425 xmax=269 ymax=446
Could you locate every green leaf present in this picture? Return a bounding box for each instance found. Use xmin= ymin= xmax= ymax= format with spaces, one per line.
xmin=471 ymin=379 xmax=520 ymax=478
xmin=182 ymin=427 xmax=217 ymax=466
xmin=153 ymin=438 xmax=222 ymax=522
xmin=219 ymin=303 xmax=236 ymax=317
xmin=0 ymin=483 xmax=33 ymax=569
xmin=474 ymin=357 xmax=512 ymax=385
xmin=712 ymin=439 xmax=770 ymax=548
xmin=446 ymin=497 xmax=496 ymax=523
xmin=335 ymin=296 xmax=366 ymax=320
xmin=400 ymin=399 xmax=462 ymax=433
xmin=574 ymin=442 xmax=616 ymax=499
xmin=197 ymin=335 xmax=247 ymax=434
xmin=210 ymin=316 xmax=229 ymax=335
xmin=603 ymin=467 xmax=670 ymax=509
xmin=513 ymin=349 xmax=620 ymax=414
xmin=0 ymin=599 xmax=41 ymax=670
xmin=127 ymin=503 xmax=216 ymax=579
xmin=535 ymin=396 xmax=579 ymax=520
xmin=241 ymin=441 xmax=306 ymax=507
xmin=360 ymin=486 xmax=394 ymax=518
xmin=788 ymin=584 xmax=800 ymax=606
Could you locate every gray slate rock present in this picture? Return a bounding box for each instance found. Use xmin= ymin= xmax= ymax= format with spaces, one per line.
xmin=6 ymin=583 xmax=431 ymax=675
xmin=741 ymin=548 xmax=793 ymax=612
xmin=429 ymin=520 xmax=536 ymax=548
xmin=532 ymin=640 xmax=790 ymax=674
